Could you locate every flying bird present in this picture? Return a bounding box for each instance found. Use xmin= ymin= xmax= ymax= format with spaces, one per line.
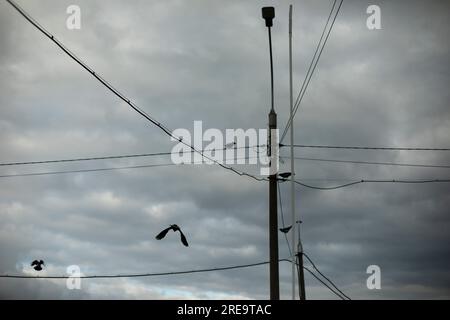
xmin=156 ymin=224 xmax=189 ymax=247
xmin=279 ymin=226 xmax=292 ymax=234
xmin=31 ymin=260 xmax=44 ymax=271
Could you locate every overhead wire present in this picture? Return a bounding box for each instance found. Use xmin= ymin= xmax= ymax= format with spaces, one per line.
xmin=1 ymin=259 xmax=293 ymax=279
xmin=0 ymin=163 xmax=176 ymax=178
xmin=302 ymin=266 xmax=346 ymax=300
xmin=294 ymin=178 xmax=450 ymax=190
xmin=289 ymin=255 xmax=347 ymax=300
xmin=280 ymin=144 xmax=450 ymax=151
xmin=0 ymin=156 xmax=261 ymax=179
xmin=2 ymin=146 xmax=448 ymax=171
xmin=0 ymin=145 xmax=264 ymax=167
xmin=2 ymin=159 xmax=450 ymax=190
xmin=280 ymin=155 xmax=450 ymax=169
xmin=1 ymin=258 xmax=349 ymax=300
xmin=280 ymin=0 xmax=344 ymax=143
xmin=303 ymin=252 xmax=350 ymax=300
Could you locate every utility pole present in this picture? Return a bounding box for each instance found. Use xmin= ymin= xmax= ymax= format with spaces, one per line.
xmin=289 ymin=4 xmax=306 ymax=301
xmin=297 ymin=253 xmax=306 ymax=300
xmin=297 ymin=221 xmax=306 ymax=299
xmin=269 ymin=109 xmax=279 ymax=300
xmin=288 ymin=4 xmax=297 ymax=300
xmin=262 ymin=6 xmax=279 ymax=300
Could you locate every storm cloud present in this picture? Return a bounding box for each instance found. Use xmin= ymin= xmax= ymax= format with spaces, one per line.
xmin=0 ymin=0 xmax=449 ymax=299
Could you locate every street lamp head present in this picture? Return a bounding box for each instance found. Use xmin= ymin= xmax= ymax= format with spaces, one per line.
xmin=262 ymin=7 xmax=275 ymax=27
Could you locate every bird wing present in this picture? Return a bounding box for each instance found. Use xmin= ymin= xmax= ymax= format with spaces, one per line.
xmin=155 ymin=226 xmax=172 ymax=240
xmin=31 ymin=260 xmax=39 ymax=266
xmin=178 ymin=229 xmax=189 ymax=247
xmin=279 ymin=226 xmax=292 ymax=233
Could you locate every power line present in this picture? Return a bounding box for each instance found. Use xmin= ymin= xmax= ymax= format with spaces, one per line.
xmin=281 ymin=155 xmax=450 ymax=169
xmin=0 ymin=259 xmax=293 ymax=279
xmin=2 ymin=148 xmax=447 ymax=170
xmin=281 ymin=144 xmax=450 ymax=151
xmin=303 ymin=266 xmax=346 ymax=300
xmin=280 ymin=0 xmax=344 ymax=143
xmin=280 ymin=0 xmax=339 ymax=143
xmin=0 ymin=163 xmax=177 ymax=178
xmin=0 ymin=152 xmax=176 ymax=167
xmin=294 ymin=178 xmax=450 ymax=190
xmin=5 ymin=0 xmax=265 ymax=183
xmin=2 ymin=153 xmax=449 ymax=187
xmin=1 ymin=258 xmax=350 ymax=300
xmin=291 ymin=257 xmax=348 ymax=300
xmin=0 ymin=145 xmax=263 ymax=167
xmin=0 ymin=156 xmax=261 ymax=179
xmin=2 ymin=157 xmax=449 ymax=188
xmin=292 ymin=259 xmax=349 ymax=300
xmin=303 ymin=252 xmax=350 ymax=300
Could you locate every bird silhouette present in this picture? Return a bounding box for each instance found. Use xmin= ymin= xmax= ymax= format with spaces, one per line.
xmin=156 ymin=224 xmax=189 ymax=247
xmin=279 ymin=226 xmax=292 ymax=233
xmin=279 ymin=172 xmax=292 ymax=179
xmin=31 ymin=260 xmax=44 ymax=271
xmin=225 ymin=138 xmax=237 ymax=149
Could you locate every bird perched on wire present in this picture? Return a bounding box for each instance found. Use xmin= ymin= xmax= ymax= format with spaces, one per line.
xmin=225 ymin=138 xmax=237 ymax=149
xmin=155 ymin=224 xmax=189 ymax=247
xmin=31 ymin=260 xmax=44 ymax=271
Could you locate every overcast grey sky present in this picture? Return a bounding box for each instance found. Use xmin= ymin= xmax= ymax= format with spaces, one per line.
xmin=0 ymin=0 xmax=449 ymax=299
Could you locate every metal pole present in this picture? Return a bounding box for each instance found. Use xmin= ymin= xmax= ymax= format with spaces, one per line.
xmin=297 ymin=222 xmax=306 ymax=300
xmin=269 ymin=110 xmax=279 ymax=300
xmin=297 ymin=252 xmax=306 ymax=299
xmin=268 ymin=25 xmax=280 ymax=301
xmin=288 ymin=4 xmax=297 ymax=300
xmin=262 ymin=6 xmax=279 ymax=300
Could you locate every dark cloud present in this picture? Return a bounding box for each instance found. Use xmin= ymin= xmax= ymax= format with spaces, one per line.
xmin=0 ymin=0 xmax=449 ymax=299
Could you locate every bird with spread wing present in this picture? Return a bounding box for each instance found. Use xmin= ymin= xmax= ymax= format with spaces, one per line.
xmin=31 ymin=260 xmax=44 ymax=271
xmin=155 ymin=224 xmax=189 ymax=247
